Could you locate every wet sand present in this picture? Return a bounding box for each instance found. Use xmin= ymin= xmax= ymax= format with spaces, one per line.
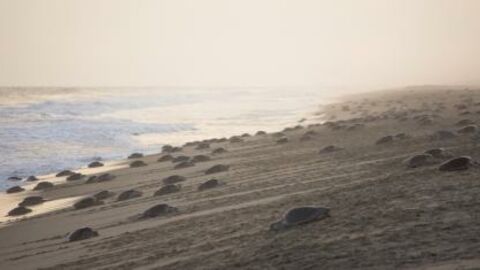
xmin=1 ymin=87 xmax=480 ymax=269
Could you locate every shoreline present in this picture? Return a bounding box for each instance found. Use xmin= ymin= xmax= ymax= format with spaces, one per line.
xmin=1 ymin=87 xmax=480 ymax=269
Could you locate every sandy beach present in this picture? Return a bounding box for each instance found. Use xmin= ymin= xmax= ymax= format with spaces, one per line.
xmin=1 ymin=87 xmax=480 ymax=270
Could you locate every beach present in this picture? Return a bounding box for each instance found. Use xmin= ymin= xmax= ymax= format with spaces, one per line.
xmin=0 ymin=87 xmax=479 ymax=269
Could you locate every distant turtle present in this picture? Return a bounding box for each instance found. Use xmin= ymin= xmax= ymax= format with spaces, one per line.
xmin=130 ymin=160 xmax=147 ymax=168
xmin=196 ymin=142 xmax=210 ymax=150
xmin=93 ymin=190 xmax=115 ymax=200
xmin=457 ymin=125 xmax=477 ymax=134
xmin=229 ymin=136 xmax=244 ymax=143
xmin=198 ymin=179 xmax=223 ymax=191
xmin=270 ymin=207 xmax=331 ymax=231
xmin=212 ymin=147 xmax=227 ymax=155
xmin=319 ymin=145 xmax=343 ymax=154
xmin=205 ymin=164 xmax=230 ymax=175
xmin=425 ymin=148 xmax=451 ymax=158
xmin=404 ymin=154 xmax=433 ymax=168
xmin=6 ymin=186 xmax=25 ymax=194
xmin=141 ymin=204 xmax=178 ymax=218
xmin=26 ymin=176 xmax=39 ymax=182
xmin=19 ymin=196 xmax=45 ymax=207
xmin=162 ymin=175 xmax=186 ymax=185
xmin=154 ymin=184 xmax=181 ymax=196
xmin=67 ymin=173 xmax=85 ymax=181
xmin=192 ymin=155 xmax=211 ymax=162
xmin=432 ymin=130 xmax=457 ymax=140
xmin=375 ymin=135 xmax=394 ymax=145
xmin=97 ymin=173 xmax=116 ymax=182
xmin=117 ymin=189 xmax=143 ymax=201
xmin=241 ymin=133 xmax=251 ymax=137
xmin=439 ymin=156 xmax=473 ymax=171
xmin=162 ymin=145 xmax=174 ymax=153
xmin=85 ymin=176 xmax=98 ymax=184
xmin=33 ymin=181 xmax=54 ymax=191
xmin=128 ymin=153 xmax=143 ymax=159
xmin=67 ymin=227 xmax=99 ymax=242
xmin=56 ymin=170 xmax=75 ymax=177
xmin=256 ymin=131 xmax=267 ymax=136
xmin=172 ymin=155 xmax=190 ymax=163
xmin=8 ymin=206 xmax=32 ymax=216
xmin=174 ymin=161 xmax=195 ymax=169
xmin=88 ymin=161 xmax=104 ymax=168
xmin=7 ymin=176 xmax=21 ymax=181
xmin=276 ymin=137 xmax=289 ymax=144
xmin=74 ymin=197 xmax=103 ymax=210
xmin=157 ymin=154 xmax=174 ymax=162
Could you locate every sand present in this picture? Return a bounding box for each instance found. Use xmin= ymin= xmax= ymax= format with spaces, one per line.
xmin=0 ymin=87 xmax=480 ymax=269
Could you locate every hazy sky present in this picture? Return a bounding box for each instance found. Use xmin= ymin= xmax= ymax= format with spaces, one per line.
xmin=0 ymin=0 xmax=479 ymax=88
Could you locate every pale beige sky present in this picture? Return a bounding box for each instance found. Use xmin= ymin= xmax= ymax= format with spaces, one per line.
xmin=0 ymin=0 xmax=479 ymax=88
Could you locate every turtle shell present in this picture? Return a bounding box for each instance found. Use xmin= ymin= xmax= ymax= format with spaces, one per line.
xmin=68 ymin=227 xmax=98 ymax=242
xmin=284 ymin=207 xmax=330 ymax=225
xmin=142 ymin=204 xmax=177 ymax=218
xmin=405 ymin=154 xmax=432 ymax=168
xmin=439 ymin=156 xmax=472 ymax=171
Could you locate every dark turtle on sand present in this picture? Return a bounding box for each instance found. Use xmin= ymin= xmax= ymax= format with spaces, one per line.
xmin=174 ymin=161 xmax=195 ymax=169
xmin=67 ymin=173 xmax=85 ymax=181
xmin=73 ymin=197 xmax=103 ymax=210
xmin=319 ymin=145 xmax=343 ymax=154
xmin=128 ymin=153 xmax=143 ymax=159
xmin=172 ymin=155 xmax=190 ymax=163
xmin=192 ymin=155 xmax=211 ymax=162
xmin=88 ymin=161 xmax=104 ymax=168
xmin=375 ymin=135 xmax=394 ymax=145
xmin=212 ymin=147 xmax=227 ymax=155
xmin=256 ymin=131 xmax=267 ymax=136
xmin=8 ymin=206 xmax=32 ymax=216
xmin=117 ymin=189 xmax=143 ymax=201
xmin=6 ymin=186 xmax=25 ymax=194
xmin=229 ymin=136 xmax=243 ymax=143
xmin=85 ymin=176 xmax=98 ymax=184
xmin=93 ymin=190 xmax=115 ymax=200
xmin=439 ymin=156 xmax=473 ymax=171
xmin=270 ymin=207 xmax=331 ymax=231
xmin=67 ymin=227 xmax=99 ymax=242
xmin=432 ymin=130 xmax=457 ymax=140
xmin=154 ymin=184 xmax=181 ymax=196
xmin=157 ymin=154 xmax=174 ymax=162
xmin=455 ymin=119 xmax=475 ymax=126
xmin=404 ymin=154 xmax=433 ymax=168
xmin=162 ymin=175 xmax=186 ymax=185
xmin=457 ymin=125 xmax=478 ymax=134
xmin=130 ymin=160 xmax=147 ymax=168
xmin=198 ymin=179 xmax=223 ymax=191
xmin=304 ymin=130 xmax=317 ymax=136
xmin=141 ymin=204 xmax=178 ymax=218
xmin=56 ymin=170 xmax=75 ymax=177
xmin=276 ymin=137 xmax=289 ymax=144
xmin=97 ymin=173 xmax=116 ymax=182
xmin=425 ymin=148 xmax=451 ymax=159
xmin=19 ymin=196 xmax=45 ymax=207
xmin=33 ymin=181 xmax=54 ymax=191
xmin=205 ymin=164 xmax=230 ymax=175
xmin=195 ymin=142 xmax=210 ymax=150
xmin=26 ymin=176 xmax=39 ymax=182
xmin=7 ymin=176 xmax=21 ymax=181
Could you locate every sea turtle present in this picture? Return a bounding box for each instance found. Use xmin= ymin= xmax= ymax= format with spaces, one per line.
xmin=172 ymin=155 xmax=190 ymax=163
xmin=88 ymin=161 xmax=104 ymax=168
xmin=196 ymin=142 xmax=210 ymax=150
xmin=26 ymin=176 xmax=39 ymax=182
xmin=56 ymin=170 xmax=75 ymax=177
xmin=425 ymin=148 xmax=451 ymax=158
xmin=154 ymin=184 xmax=181 ymax=196
xmin=270 ymin=207 xmax=331 ymax=231
xmin=128 ymin=153 xmax=143 ymax=159
xmin=404 ymin=154 xmax=433 ymax=168
xmin=67 ymin=173 xmax=85 ymax=181
xmin=117 ymin=189 xmax=143 ymax=201
xmin=375 ymin=135 xmax=394 ymax=145
xmin=319 ymin=145 xmax=343 ymax=154
xmin=93 ymin=190 xmax=115 ymax=200
xmin=256 ymin=131 xmax=267 ymax=136
xmin=174 ymin=161 xmax=195 ymax=169
xmin=33 ymin=181 xmax=54 ymax=191
xmin=67 ymin=227 xmax=99 ymax=242
xmin=73 ymin=197 xmax=103 ymax=210
xmin=212 ymin=147 xmax=227 ymax=155
xmin=19 ymin=196 xmax=45 ymax=207
xmin=8 ymin=206 xmax=32 ymax=216
xmin=439 ymin=156 xmax=473 ymax=171
xmin=229 ymin=136 xmax=243 ymax=143
xmin=192 ymin=155 xmax=211 ymax=162
xmin=130 ymin=160 xmax=147 ymax=168
xmin=97 ymin=173 xmax=116 ymax=182
xmin=205 ymin=164 xmax=230 ymax=175
xmin=198 ymin=179 xmax=223 ymax=191
xmin=457 ymin=125 xmax=477 ymax=134
xmin=276 ymin=137 xmax=289 ymax=144
xmin=157 ymin=154 xmax=174 ymax=162
xmin=141 ymin=204 xmax=178 ymax=218
xmin=6 ymin=186 xmax=25 ymax=194
xmin=162 ymin=175 xmax=186 ymax=185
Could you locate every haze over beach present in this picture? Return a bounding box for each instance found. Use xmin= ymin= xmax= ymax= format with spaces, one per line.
xmin=1 ymin=1 xmax=480 ymax=270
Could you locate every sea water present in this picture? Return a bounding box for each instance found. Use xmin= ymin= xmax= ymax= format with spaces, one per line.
xmin=0 ymin=87 xmax=338 ymax=190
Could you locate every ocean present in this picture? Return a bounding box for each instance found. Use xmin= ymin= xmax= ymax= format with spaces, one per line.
xmin=0 ymin=87 xmax=337 ymax=190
